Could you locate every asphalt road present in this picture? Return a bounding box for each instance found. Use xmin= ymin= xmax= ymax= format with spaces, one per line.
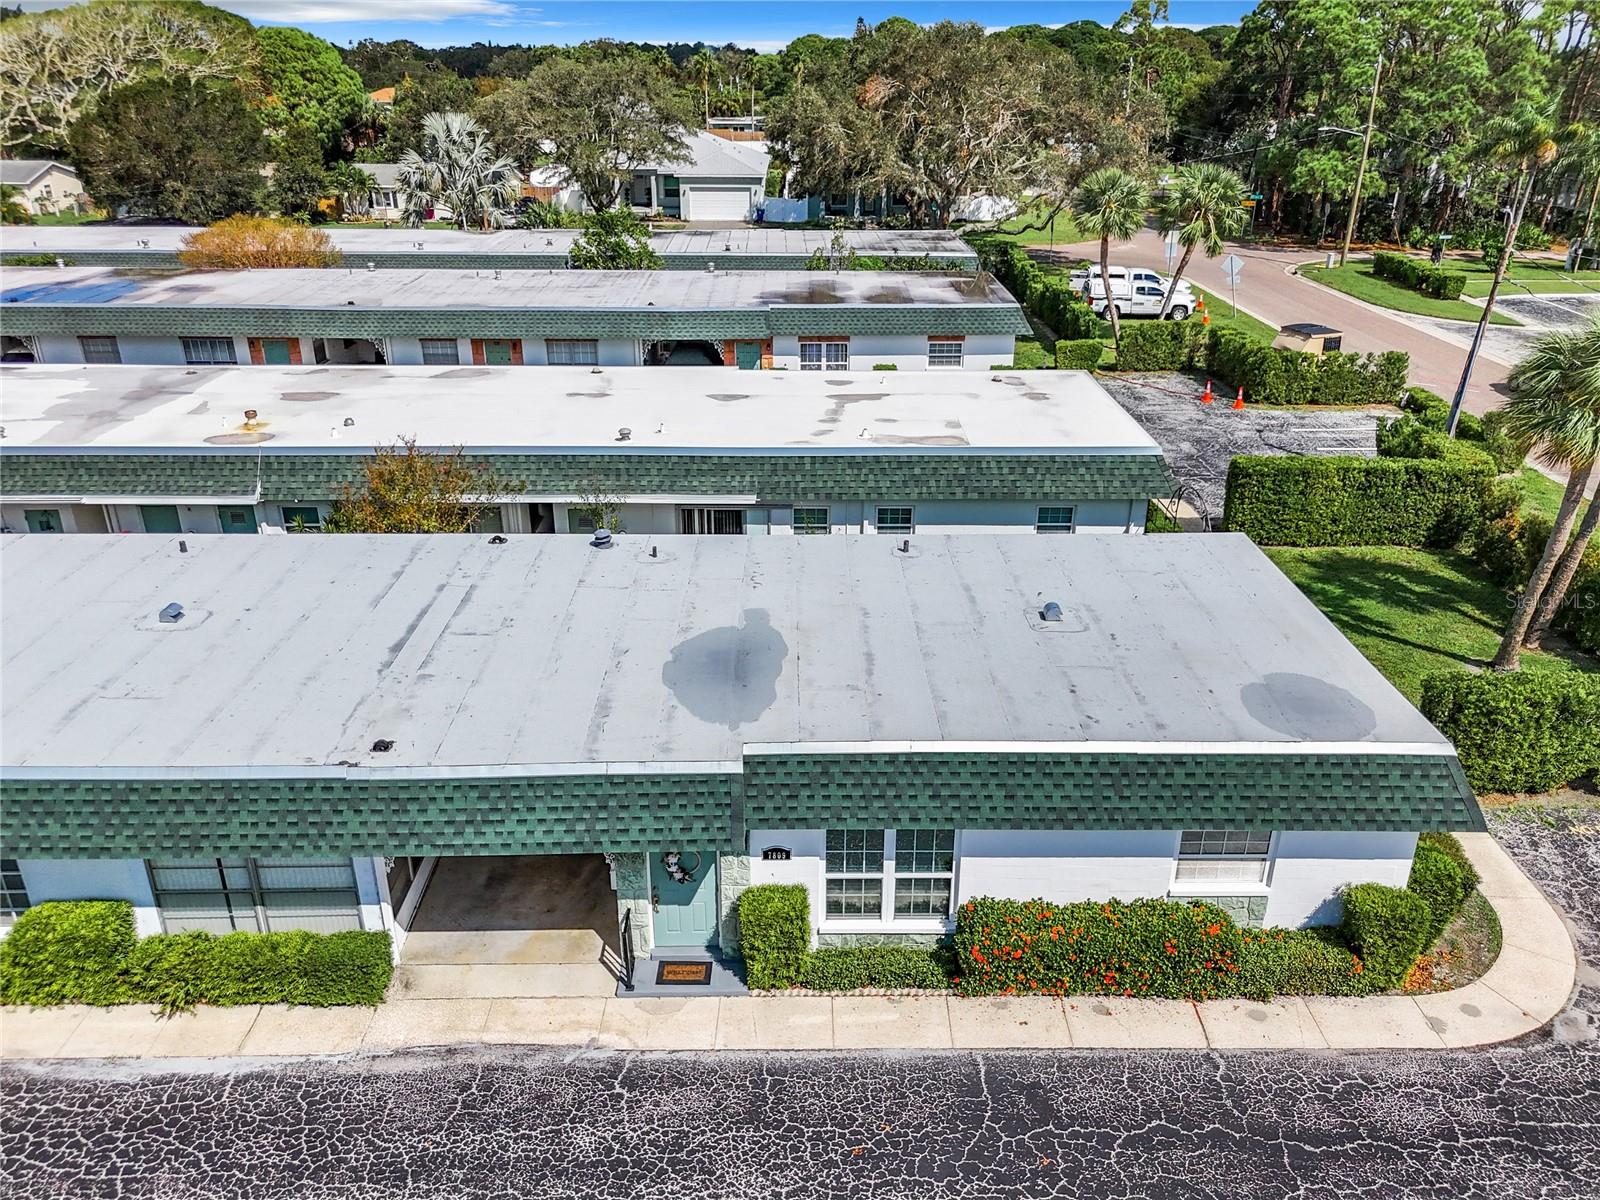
xmin=3 ymin=809 xmax=1596 ymax=1200
xmin=1040 ymin=228 xmax=1513 ymax=418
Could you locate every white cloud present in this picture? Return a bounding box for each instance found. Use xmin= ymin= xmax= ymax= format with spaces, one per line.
xmin=217 ymin=0 xmax=524 ymax=22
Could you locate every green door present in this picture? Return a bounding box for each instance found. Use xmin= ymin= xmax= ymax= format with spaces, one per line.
xmin=734 ymin=341 xmax=761 ymax=370
xmin=217 ymin=505 xmax=258 ymax=534
xmin=261 ymin=339 xmax=293 ymax=365
xmin=483 ymin=339 xmax=514 ymax=365
xmin=24 ymin=508 xmax=62 ymax=533
xmin=652 ymin=850 xmax=719 ymax=949
xmin=140 ymin=505 xmax=182 ymax=533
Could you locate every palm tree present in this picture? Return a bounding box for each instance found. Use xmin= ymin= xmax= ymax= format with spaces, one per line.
xmin=397 ymin=112 xmax=522 ymax=232
xmin=1156 ymin=164 xmax=1249 ymax=319
xmin=1 ymin=184 xmax=33 ymax=225
xmin=1072 ymin=168 xmax=1150 ymax=346
xmin=1446 ymin=99 xmax=1563 ymax=434
xmin=1491 ymin=324 xmax=1600 ymax=669
xmin=326 ymin=162 xmax=377 ymax=221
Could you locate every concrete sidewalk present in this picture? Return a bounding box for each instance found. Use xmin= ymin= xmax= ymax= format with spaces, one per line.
xmin=0 ymin=833 xmax=1575 ymax=1059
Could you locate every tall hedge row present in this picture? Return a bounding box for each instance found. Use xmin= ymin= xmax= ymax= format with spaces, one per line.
xmin=1115 ymin=320 xmax=1208 ymax=371
xmin=1371 ymin=250 xmax=1468 ymax=300
xmin=1420 ymin=671 xmax=1600 ymax=794
xmin=1208 ymin=330 xmax=1409 ymax=406
xmin=979 ymin=241 xmax=1110 ymax=341
xmin=1222 ymin=455 xmax=1494 ymax=547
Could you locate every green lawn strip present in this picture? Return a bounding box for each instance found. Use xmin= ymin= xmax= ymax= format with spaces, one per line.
xmin=1407 ymin=889 xmax=1502 ymax=992
xmin=1262 ymin=545 xmax=1595 ymax=703
xmin=1190 ymin=286 xmax=1278 ymax=344
xmin=1518 ymin=465 xmax=1592 ymax=524
xmin=1301 ymin=264 xmax=1519 ymax=325
xmin=9 ymin=212 xmax=105 ymax=226
xmin=972 ymin=202 xmax=1080 ymax=247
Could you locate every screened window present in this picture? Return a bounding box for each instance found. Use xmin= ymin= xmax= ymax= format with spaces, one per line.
xmin=78 ymin=335 xmax=121 ymax=363
xmin=823 ymin=829 xmax=957 ymax=922
xmin=1036 ymin=506 xmax=1076 ymax=533
xmin=792 ymin=506 xmax=830 ymax=535
xmin=546 ymin=338 xmax=599 ymax=365
xmin=181 ymin=337 xmax=237 ymax=365
xmin=420 ymin=338 xmax=460 ymax=365
xmin=876 ymin=506 xmax=914 ymax=535
xmin=894 ymin=829 xmax=955 ymax=917
xmin=0 ymin=859 xmax=29 ymax=926
xmin=799 ymin=340 xmax=849 ymax=371
xmin=1175 ymin=830 xmax=1272 ymax=883
xmin=927 ymin=339 xmax=963 ymax=368
xmin=149 ymin=857 xmax=360 ymax=934
xmin=280 ymin=505 xmax=322 ymax=531
xmin=825 ymin=828 xmax=884 ymax=918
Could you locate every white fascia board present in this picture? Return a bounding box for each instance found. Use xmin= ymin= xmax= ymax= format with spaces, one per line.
xmin=739 ymin=740 xmax=1459 ymax=758
xmin=1 ymin=760 xmax=744 ymax=782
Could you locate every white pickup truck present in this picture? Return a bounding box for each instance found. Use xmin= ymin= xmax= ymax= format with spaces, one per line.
xmin=1070 ymin=265 xmax=1198 ymax=320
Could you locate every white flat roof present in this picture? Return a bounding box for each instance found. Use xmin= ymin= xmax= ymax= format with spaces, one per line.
xmin=0 ymin=365 xmax=1161 ymax=456
xmin=0 ymin=265 xmax=1010 ymax=310
xmin=0 ymin=533 xmax=1449 ymax=773
xmin=0 ymin=225 xmax=978 ymax=260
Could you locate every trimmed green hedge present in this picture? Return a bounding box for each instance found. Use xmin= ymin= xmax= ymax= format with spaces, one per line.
xmin=1235 ymin=928 xmax=1373 ymax=998
xmin=1420 ymin=670 xmax=1600 ymax=794
xmin=1339 ymin=883 xmax=1431 ymax=989
xmin=1469 ymin=503 xmax=1600 ymax=656
xmin=0 ymin=901 xmax=393 ymax=1010
xmin=1408 ymin=833 xmax=1479 ymax=945
xmin=799 ymin=946 xmax=952 ymax=990
xmin=1115 ymin=320 xmax=1207 ymax=372
xmin=1055 ymin=338 xmax=1104 ymax=370
xmin=737 ymin=884 xmax=810 ymax=989
xmin=1208 ymin=329 xmax=1408 ymax=407
xmin=1372 ymin=250 xmax=1467 ymax=300
xmin=1222 ymin=454 xmax=1494 ymax=546
xmin=979 ymin=242 xmax=1110 ymax=341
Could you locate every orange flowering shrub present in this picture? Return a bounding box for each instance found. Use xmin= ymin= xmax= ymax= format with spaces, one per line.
xmin=953 ymin=897 xmax=1246 ymax=1000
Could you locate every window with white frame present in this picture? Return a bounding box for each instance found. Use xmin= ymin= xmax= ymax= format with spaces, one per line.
xmin=78 ymin=335 xmax=121 ymax=363
xmin=800 ymin=340 xmax=849 ymax=371
xmin=893 ymin=829 xmax=955 ymax=917
xmin=148 ymin=857 xmax=360 ymax=934
xmin=280 ymin=505 xmax=322 ymax=531
xmin=824 ymin=828 xmax=884 ymax=918
xmin=0 ymin=858 xmax=29 ymax=927
xmin=1035 ymin=505 xmax=1076 ymax=533
xmin=792 ymin=506 xmax=830 ymax=535
xmin=927 ymin=338 xmax=963 ymax=368
xmin=419 ymin=338 xmax=460 ymax=365
xmin=1175 ymin=830 xmax=1272 ymax=883
xmin=546 ymin=338 xmax=599 ymax=365
xmin=181 ymin=337 xmax=237 ymax=365
xmin=875 ymin=505 xmax=914 ymax=535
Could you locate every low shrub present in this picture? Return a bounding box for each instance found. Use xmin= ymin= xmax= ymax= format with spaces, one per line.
xmin=1478 ymin=410 xmax=1527 ymax=473
xmin=977 ymin=241 xmax=1110 ymax=341
xmin=737 ymin=884 xmax=810 ymax=989
xmin=1222 ymin=454 xmax=1494 ymax=547
xmin=0 ymin=901 xmax=137 ymax=1006
xmin=799 ymin=945 xmax=953 ymax=991
xmin=1145 ymin=501 xmax=1183 ymax=533
xmin=1339 ymin=883 xmax=1431 ymax=989
xmin=1371 ymin=250 xmax=1467 ymax=300
xmin=1235 ymin=927 xmax=1375 ymax=999
xmin=1115 ymin=320 xmax=1206 ymax=372
xmin=1421 ymin=670 xmax=1600 ymax=794
xmin=1208 ymin=329 xmax=1408 ymax=407
xmin=1408 ymin=840 xmax=1475 ymax=946
xmin=872 ymin=362 xmax=898 ymax=370
xmin=953 ymin=897 xmax=1244 ymax=1000
xmin=1055 ymin=338 xmax=1104 ymax=371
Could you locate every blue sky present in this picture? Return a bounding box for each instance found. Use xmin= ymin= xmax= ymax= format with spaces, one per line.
xmin=202 ymin=1 xmax=1256 ymax=53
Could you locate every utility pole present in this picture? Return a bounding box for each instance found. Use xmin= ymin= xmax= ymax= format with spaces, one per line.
xmin=1339 ymin=51 xmax=1383 ymax=267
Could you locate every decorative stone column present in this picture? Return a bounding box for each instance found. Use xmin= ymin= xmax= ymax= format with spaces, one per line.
xmin=716 ymin=852 xmax=752 ymax=954
xmin=606 ymin=852 xmax=653 ymax=958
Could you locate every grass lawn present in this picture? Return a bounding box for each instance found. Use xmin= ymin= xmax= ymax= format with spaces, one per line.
xmin=1262 ymin=545 xmax=1596 ymax=702
xmin=1191 ymin=286 xmax=1278 ymax=344
xmin=1414 ymin=252 xmax=1600 ymax=299
xmin=1300 ymin=263 xmax=1520 ymax=325
xmin=974 ymin=201 xmax=1080 ymax=247
xmin=1404 ymin=889 xmax=1502 ymax=992
xmin=1518 ymin=465 xmax=1592 ymax=526
xmin=8 ymin=211 xmax=105 ymax=226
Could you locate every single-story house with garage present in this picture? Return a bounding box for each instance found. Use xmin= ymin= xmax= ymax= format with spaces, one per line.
xmin=0 ymin=225 xmax=980 ymax=271
xmin=0 ymin=265 xmax=1027 ymax=370
xmin=0 ymin=533 xmax=1483 ymax=988
xmin=0 ymin=364 xmax=1172 ymax=537
xmin=531 ymin=130 xmax=770 ymax=222
xmin=0 ymin=159 xmax=86 ymax=216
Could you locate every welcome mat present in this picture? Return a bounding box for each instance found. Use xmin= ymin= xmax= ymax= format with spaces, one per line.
xmin=654 ymin=959 xmax=714 ymax=986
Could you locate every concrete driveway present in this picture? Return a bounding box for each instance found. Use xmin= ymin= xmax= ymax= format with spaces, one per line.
xmin=1041 ymin=227 xmax=1512 ymax=417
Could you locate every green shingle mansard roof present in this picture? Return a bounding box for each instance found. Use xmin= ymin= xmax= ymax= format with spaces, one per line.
xmin=0 ymin=751 xmax=1484 ymax=859
xmin=0 ymin=450 xmax=1178 ymax=503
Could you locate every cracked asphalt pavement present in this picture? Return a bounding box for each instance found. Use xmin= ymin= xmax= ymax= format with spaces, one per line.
xmin=3 ymin=809 xmax=1597 ymax=1200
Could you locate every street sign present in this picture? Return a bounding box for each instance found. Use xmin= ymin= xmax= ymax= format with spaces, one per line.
xmin=1220 ymin=253 xmax=1244 ymax=283
xmin=1163 ymin=229 xmax=1179 ymax=268
xmin=1241 ymin=199 xmax=1256 ymax=207
xmin=1249 ymin=193 xmax=1264 ymax=200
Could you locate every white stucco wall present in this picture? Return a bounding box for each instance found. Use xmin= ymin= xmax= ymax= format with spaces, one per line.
xmin=384 ymin=337 xmax=641 ymax=366
xmin=1261 ymin=830 xmax=1418 ymax=927
xmin=547 ymin=498 xmax=1144 ymax=537
xmin=769 ymin=334 xmax=1015 ymax=371
xmin=30 ymin=334 xmax=256 ymax=366
xmin=2 ymin=502 xmax=109 ymax=533
xmin=14 ymin=859 xmax=162 ymax=936
xmin=957 ymin=830 xmax=1182 ymax=904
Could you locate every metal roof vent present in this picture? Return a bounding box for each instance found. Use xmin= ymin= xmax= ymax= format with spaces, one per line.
xmin=343 ymin=417 xmax=355 ymax=427
xmin=487 ymin=534 xmax=508 ymax=545
xmin=493 ymin=269 xmax=502 ymax=280
xmin=371 ymin=738 xmax=394 ymax=753
xmin=706 ymin=262 xmax=716 ymax=272
xmin=1040 ymin=601 xmax=1064 ymax=622
xmin=616 ymin=426 xmax=632 ymax=442
xmin=590 ymin=529 xmax=614 ymax=549
xmin=413 ymin=240 xmax=424 ymax=250
xmin=366 ymin=261 xmax=376 ymax=272
xmin=158 ymin=602 xmax=184 ymax=624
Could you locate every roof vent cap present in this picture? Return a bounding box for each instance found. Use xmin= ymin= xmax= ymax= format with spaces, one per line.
xmin=158 ymin=602 xmax=184 ymax=624
xmin=617 ymin=426 xmax=632 ymax=441
xmin=1040 ymin=601 xmax=1064 ymax=622
xmin=371 ymin=738 xmax=395 ymax=753
xmin=366 ymin=261 xmax=376 ymax=272
xmin=590 ymin=529 xmax=614 ymax=549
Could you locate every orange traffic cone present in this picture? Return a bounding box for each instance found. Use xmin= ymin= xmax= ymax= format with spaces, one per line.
xmin=1201 ymin=379 xmax=1214 ymax=405
xmin=1232 ymin=385 xmax=1246 ymax=410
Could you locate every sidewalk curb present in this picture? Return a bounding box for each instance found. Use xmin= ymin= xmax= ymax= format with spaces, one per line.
xmin=0 ymin=837 xmax=1576 ymax=1060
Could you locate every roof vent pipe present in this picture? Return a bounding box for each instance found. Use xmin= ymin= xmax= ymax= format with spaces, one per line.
xmin=590 ymin=529 xmax=614 ymax=549
xmin=899 ymin=539 xmax=910 ymax=554
xmin=1041 ymin=601 xmax=1064 ymax=622
xmin=178 ymin=540 xmax=188 ymax=554
xmin=158 ymin=602 xmax=184 ymax=624
xmin=617 ymin=427 xmax=632 ymax=442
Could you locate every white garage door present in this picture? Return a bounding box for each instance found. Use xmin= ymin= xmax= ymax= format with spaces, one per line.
xmin=684 ymin=186 xmax=751 ymax=221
